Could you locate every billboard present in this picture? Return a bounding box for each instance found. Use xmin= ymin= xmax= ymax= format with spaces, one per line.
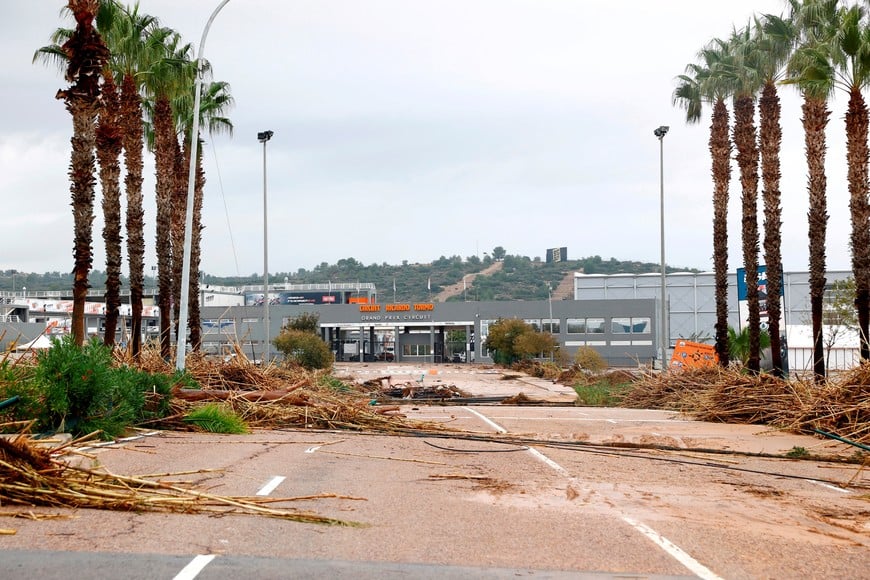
xmin=736 ymin=265 xmax=784 ymax=332
xmin=244 ymin=291 xmax=341 ymax=306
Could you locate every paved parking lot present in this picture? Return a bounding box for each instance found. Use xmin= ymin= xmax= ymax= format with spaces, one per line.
xmin=1 ymin=364 xmax=868 ymax=578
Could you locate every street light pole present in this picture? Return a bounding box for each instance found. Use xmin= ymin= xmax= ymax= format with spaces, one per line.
xmin=176 ymin=0 xmax=231 ymax=371
xmin=654 ymin=125 xmax=669 ymax=370
xmin=259 ymin=130 xmax=274 ymax=365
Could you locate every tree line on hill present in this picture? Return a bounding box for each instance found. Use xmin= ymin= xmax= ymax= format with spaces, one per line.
xmin=3 ymin=253 xmax=696 ymax=303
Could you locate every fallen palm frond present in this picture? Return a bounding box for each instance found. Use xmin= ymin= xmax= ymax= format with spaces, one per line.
xmin=114 ymin=345 xmax=452 ymax=433
xmin=620 ymin=366 xmax=870 ymax=444
xmin=0 ymin=436 xmax=360 ymax=526
xmin=163 ymin=387 xmax=445 ymax=433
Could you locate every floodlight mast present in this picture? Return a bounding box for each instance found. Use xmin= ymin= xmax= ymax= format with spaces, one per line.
xmin=258 ymin=130 xmax=273 ymax=364
xmin=655 ymin=125 xmax=669 ymax=370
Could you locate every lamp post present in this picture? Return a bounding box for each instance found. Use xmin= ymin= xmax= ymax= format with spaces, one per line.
xmin=176 ymin=0 xmax=231 ymax=371
xmin=259 ymin=130 xmax=274 ymax=365
xmin=654 ymin=125 xmax=669 ymax=370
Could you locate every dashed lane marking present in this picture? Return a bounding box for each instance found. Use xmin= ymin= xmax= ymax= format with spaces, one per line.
xmin=809 ymin=480 xmax=850 ymax=494
xmin=173 ymin=554 xmax=215 ymax=580
xmin=621 ymin=516 xmax=723 ymax=580
xmin=462 ymin=406 xmax=507 ymax=433
xmin=256 ymin=476 xmax=286 ymax=496
xmin=464 ymin=406 xmax=724 ymax=580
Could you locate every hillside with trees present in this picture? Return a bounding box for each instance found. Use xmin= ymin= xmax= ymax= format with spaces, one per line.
xmin=3 ymin=251 xmax=697 ymax=303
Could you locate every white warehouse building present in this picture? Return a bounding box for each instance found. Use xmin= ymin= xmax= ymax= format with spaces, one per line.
xmin=574 ymin=270 xmax=860 ymax=373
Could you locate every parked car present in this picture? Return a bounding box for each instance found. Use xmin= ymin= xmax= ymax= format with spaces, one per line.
xmin=376 ymin=351 xmax=394 ymax=362
xmin=349 ymin=353 xmax=377 ymax=362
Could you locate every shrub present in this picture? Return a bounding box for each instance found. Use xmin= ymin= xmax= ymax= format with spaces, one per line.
xmin=485 ymin=318 xmax=557 ymax=364
xmin=727 ymin=326 xmax=771 ymax=367
xmin=285 ymin=312 xmax=320 ymax=334
xmin=574 ymin=346 xmax=607 ymax=372
xmin=273 ymin=329 xmax=333 ymax=370
xmin=6 ymin=335 xmax=174 ymax=439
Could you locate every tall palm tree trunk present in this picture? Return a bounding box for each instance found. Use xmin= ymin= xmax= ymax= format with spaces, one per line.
xmin=845 ymin=85 xmax=870 ymax=361
xmin=120 ymin=73 xmax=145 ymax=358
xmin=189 ymin=140 xmax=206 ymax=351
xmin=804 ymin=94 xmax=829 ymax=382
xmin=154 ymin=95 xmax=175 ymax=360
xmin=96 ymin=69 xmax=123 ymax=347
xmin=171 ymin=136 xmax=186 ymax=339
xmin=710 ymin=98 xmax=731 ymax=367
xmin=733 ymin=95 xmax=762 ymax=373
xmin=58 ymin=0 xmax=109 ymax=346
xmin=759 ymin=80 xmax=785 ymax=376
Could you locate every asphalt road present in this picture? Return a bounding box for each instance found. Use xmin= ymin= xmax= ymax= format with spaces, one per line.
xmin=1 ymin=401 xmax=867 ymax=579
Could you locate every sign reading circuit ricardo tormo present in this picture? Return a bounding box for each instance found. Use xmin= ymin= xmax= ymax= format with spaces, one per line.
xmin=359 ymin=303 xmax=434 ymax=321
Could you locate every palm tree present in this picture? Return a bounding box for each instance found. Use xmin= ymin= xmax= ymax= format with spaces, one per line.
xmin=730 ymin=25 xmax=763 ymax=374
xmin=175 ymin=79 xmax=235 ymax=351
xmin=38 ymin=0 xmax=110 ymax=345
xmin=673 ymin=38 xmax=735 ymax=367
xmin=142 ymin=31 xmax=194 ymax=360
xmin=832 ymin=4 xmax=870 ymax=362
xmin=96 ymin=68 xmax=123 ymax=346
xmin=97 ymin=1 xmax=169 ymax=359
xmin=783 ymin=0 xmax=838 ymax=381
xmin=756 ymin=14 xmax=797 ymax=377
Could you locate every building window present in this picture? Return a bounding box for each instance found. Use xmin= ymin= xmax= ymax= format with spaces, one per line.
xmin=524 ymin=319 xmax=541 ymax=332
xmin=612 ymin=317 xmax=651 ymax=334
xmin=479 ymin=319 xmax=496 ymax=358
xmin=567 ymin=318 xmax=585 ymax=334
xmin=586 ymin=318 xmax=605 ymax=333
xmin=612 ymin=317 xmax=631 ymax=333
xmin=542 ymin=318 xmax=560 ymax=333
xmin=402 ymin=344 xmax=432 ymax=356
xmin=631 ymin=317 xmax=651 ymax=334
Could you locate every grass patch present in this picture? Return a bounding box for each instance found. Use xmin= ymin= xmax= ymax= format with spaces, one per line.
xmin=573 ymin=379 xmax=633 ymax=407
xmin=184 ymin=404 xmax=248 ymax=434
xmin=785 ymin=446 xmax=809 ymax=459
xmin=318 ymin=375 xmax=351 ymax=392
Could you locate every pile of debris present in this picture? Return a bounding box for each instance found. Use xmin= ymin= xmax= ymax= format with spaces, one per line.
xmin=0 ymin=435 xmax=359 ymax=525
xmin=353 ymin=375 xmax=470 ymax=401
xmin=620 ymin=365 xmax=870 ymax=444
xmin=125 ymin=348 xmax=453 ymax=433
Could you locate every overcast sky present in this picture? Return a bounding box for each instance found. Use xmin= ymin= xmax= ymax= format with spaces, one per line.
xmin=1 ymin=1 xmax=860 ymax=278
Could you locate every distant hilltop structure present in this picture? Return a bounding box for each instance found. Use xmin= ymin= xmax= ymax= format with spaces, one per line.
xmin=546 ymin=247 xmax=567 ymax=263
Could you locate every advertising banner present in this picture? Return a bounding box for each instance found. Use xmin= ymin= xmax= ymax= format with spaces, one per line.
xmin=736 ymin=265 xmax=783 ymax=332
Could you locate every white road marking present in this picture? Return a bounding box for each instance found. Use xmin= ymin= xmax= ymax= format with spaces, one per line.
xmin=304 ymin=446 xmax=321 ymax=454
xmin=173 ymin=554 xmax=215 ymax=580
xmin=466 ymin=406 xmax=723 ymax=580
xmin=809 ymin=480 xmax=850 ymax=494
xmin=621 ymin=516 xmax=723 ymax=580
xmin=526 ymin=447 xmax=571 ymax=476
xmin=462 ymin=406 xmax=507 ymax=433
xmin=256 ymin=475 xmax=286 ymax=496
